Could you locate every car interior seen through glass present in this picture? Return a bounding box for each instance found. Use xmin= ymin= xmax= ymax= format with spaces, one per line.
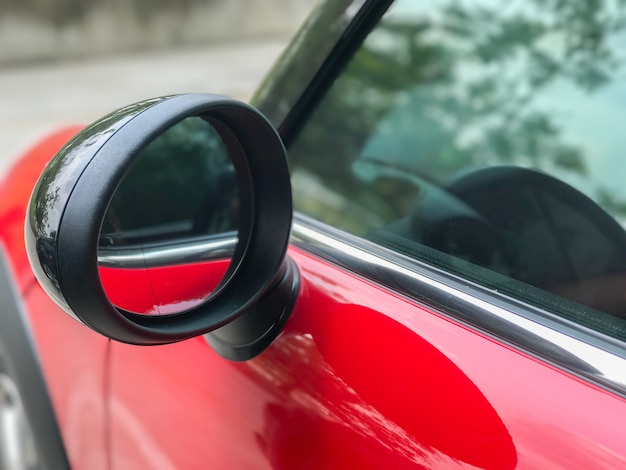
xmin=287 ymin=0 xmax=626 ymax=341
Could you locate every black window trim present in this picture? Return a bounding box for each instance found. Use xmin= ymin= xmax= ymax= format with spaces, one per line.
xmin=277 ymin=0 xmax=394 ymax=147
xmin=291 ymin=214 xmax=626 ymax=398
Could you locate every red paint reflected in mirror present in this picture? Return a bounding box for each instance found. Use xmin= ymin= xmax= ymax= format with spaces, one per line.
xmin=98 ymin=116 xmax=239 ymax=315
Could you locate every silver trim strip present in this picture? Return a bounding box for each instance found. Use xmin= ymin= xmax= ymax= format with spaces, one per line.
xmin=98 ymin=235 xmax=237 ymax=268
xmin=292 ymin=221 xmax=626 ymax=396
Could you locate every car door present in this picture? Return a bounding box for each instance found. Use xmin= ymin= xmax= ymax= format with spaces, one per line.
xmin=105 ymin=0 xmax=626 ymax=468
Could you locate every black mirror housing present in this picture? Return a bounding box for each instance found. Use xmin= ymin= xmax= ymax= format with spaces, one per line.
xmin=25 ymin=94 xmax=299 ymax=360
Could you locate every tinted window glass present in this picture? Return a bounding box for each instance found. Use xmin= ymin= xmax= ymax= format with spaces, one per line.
xmin=288 ymin=0 xmax=626 ymax=340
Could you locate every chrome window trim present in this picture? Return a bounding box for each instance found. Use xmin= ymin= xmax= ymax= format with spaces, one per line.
xmin=291 ymin=216 xmax=626 ymax=397
xmin=98 ymin=234 xmax=237 ymax=268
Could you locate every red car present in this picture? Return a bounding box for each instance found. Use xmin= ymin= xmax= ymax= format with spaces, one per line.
xmin=2 ymin=0 xmax=626 ymax=468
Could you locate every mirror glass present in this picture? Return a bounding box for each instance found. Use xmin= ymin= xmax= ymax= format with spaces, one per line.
xmin=98 ymin=117 xmax=239 ymax=315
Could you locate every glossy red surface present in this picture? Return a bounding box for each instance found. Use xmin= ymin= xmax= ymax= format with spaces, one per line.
xmin=100 ymin=259 xmax=230 ymax=314
xmin=0 ymin=127 xmax=109 ymax=469
xmin=108 ymin=248 xmax=626 ymax=469
xmin=24 ymin=284 xmax=109 ymax=469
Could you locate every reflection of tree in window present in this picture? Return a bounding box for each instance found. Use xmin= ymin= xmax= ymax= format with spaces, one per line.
xmin=289 ymin=0 xmax=626 ymax=233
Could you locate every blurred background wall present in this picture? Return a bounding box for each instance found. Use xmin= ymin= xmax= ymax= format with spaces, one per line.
xmin=0 ymin=0 xmax=319 ymax=174
xmin=0 ymin=0 xmax=316 ymax=64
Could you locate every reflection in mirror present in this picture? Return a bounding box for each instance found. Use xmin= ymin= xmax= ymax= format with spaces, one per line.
xmin=98 ymin=117 xmax=239 ymax=315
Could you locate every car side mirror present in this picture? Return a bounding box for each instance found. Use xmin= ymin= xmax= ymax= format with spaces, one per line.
xmin=25 ymin=94 xmax=299 ymax=361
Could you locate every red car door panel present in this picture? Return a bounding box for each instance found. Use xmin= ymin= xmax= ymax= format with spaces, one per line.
xmin=108 ymin=247 xmax=626 ymax=469
xmin=24 ymin=285 xmax=109 ymax=469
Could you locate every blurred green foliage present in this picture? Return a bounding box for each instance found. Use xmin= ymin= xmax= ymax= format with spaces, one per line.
xmin=287 ymin=0 xmax=626 ymax=234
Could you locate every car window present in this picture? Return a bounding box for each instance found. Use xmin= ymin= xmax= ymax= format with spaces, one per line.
xmin=288 ymin=0 xmax=626 ymax=340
